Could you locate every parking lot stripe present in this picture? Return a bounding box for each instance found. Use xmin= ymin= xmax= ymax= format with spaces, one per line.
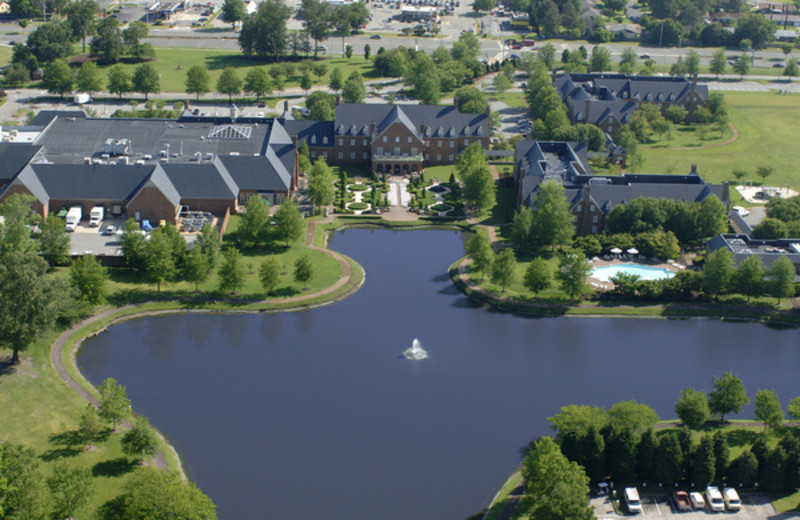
xmin=653 ymin=497 xmax=661 ymax=515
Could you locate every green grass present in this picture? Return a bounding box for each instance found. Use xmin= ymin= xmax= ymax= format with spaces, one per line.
xmin=640 ymin=92 xmax=800 ymax=187
xmin=483 ymin=470 xmax=523 ymax=520
xmin=488 ymin=91 xmax=527 ymax=107
xmin=91 ymin=49 xmax=385 ymax=95
xmin=0 ymin=45 xmax=12 ymax=67
xmin=640 ymin=121 xmax=733 ymax=150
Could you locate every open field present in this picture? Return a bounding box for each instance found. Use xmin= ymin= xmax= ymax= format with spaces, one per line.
xmin=640 ymin=91 xmax=800 ymax=189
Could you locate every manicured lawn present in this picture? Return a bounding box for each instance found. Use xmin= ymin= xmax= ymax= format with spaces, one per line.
xmin=91 ymin=49 xmax=384 ymax=95
xmin=0 ymin=45 xmax=12 ymax=67
xmin=640 ymin=92 xmax=800 ymax=187
xmin=488 ymin=91 xmax=527 ymax=107
xmin=640 ymin=121 xmax=732 ymax=150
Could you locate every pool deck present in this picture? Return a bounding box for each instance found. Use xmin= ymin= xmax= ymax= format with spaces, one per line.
xmin=587 ymin=256 xmax=684 ymax=291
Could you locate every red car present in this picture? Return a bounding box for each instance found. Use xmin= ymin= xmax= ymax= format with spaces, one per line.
xmin=511 ymin=43 xmax=522 ymax=49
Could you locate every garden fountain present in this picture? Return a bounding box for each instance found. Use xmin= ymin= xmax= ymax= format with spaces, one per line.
xmin=402 ymin=338 xmax=429 ymax=360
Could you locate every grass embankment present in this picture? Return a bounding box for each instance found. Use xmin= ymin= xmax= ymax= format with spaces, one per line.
xmin=640 ymin=91 xmax=800 ymax=188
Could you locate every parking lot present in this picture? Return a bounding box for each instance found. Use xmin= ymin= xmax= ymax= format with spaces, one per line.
xmin=66 ymin=216 xmax=200 ymax=257
xmin=591 ymin=493 xmax=778 ymax=520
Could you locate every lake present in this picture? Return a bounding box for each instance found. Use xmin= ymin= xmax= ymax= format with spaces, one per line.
xmin=78 ymin=228 xmax=800 ymax=520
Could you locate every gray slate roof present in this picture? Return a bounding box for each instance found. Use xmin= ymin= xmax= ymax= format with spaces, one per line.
xmin=21 ymin=163 xmax=156 ymax=201
xmin=0 ymin=143 xmax=42 ymax=184
xmin=334 ymin=104 xmax=489 ymax=139
xmin=282 ymin=120 xmax=335 ymax=147
xmin=161 ymin=159 xmax=238 ymax=200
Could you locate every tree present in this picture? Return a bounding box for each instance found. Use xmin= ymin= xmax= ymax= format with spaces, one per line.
xmin=690 ymin=434 xmax=716 ymax=487
xmin=710 ymin=47 xmax=727 ymax=79
xmin=341 ymin=70 xmax=366 ymax=103
xmin=107 ymin=63 xmax=132 ymax=98
xmin=784 ymin=58 xmax=799 ymax=80
xmin=240 ymin=194 xmax=271 ymax=247
xmin=239 ymin=0 xmax=290 ymax=60
xmin=243 ymin=67 xmax=271 ymax=100
xmin=491 ymin=248 xmax=516 ymax=292
xmin=121 ymin=418 xmax=158 ymax=460
xmin=465 ymin=233 xmax=493 ymax=281
xmin=74 ymin=61 xmax=102 ymax=97
xmin=472 ymin=0 xmax=492 ymax=11
xmin=733 ymin=53 xmax=750 ymax=78
xmin=538 ymin=43 xmax=556 ymax=70
xmin=788 ymin=396 xmax=800 ymax=420
xmin=306 ymin=90 xmax=335 ymax=120
xmin=603 ymin=426 xmax=637 ymax=483
xmin=755 ymin=164 xmax=774 ymax=185
xmin=675 ymin=387 xmax=710 ymax=429
xmin=461 ymin=163 xmax=496 ymax=214
xmin=90 ymin=17 xmax=123 ymax=63
xmin=78 ymin=403 xmax=104 ymax=442
xmin=293 ymin=254 xmax=314 ymax=289
xmin=132 ymin=63 xmax=160 ymax=100
xmin=64 ymin=0 xmax=99 ymax=52
xmin=307 ymin=157 xmax=336 ymax=207
xmin=727 ymin=450 xmax=758 ymax=487
xmin=120 ymin=466 xmax=217 ymax=520
xmin=684 ymin=49 xmax=700 ymax=75
xmin=549 ymin=405 xmax=608 ymax=442
xmin=654 ymin=431 xmax=684 ymax=484
xmin=217 ymin=67 xmax=242 ymax=102
xmin=300 ymin=70 xmax=313 ymax=96
xmin=590 ymin=45 xmax=612 ymax=72
xmin=47 ymin=460 xmax=93 ymax=520
xmin=531 ymin=181 xmax=573 ymax=249
xmin=768 ymin=256 xmax=796 ymax=304
xmin=364 ymin=44 xmax=371 ymax=61
xmin=709 ymin=372 xmax=749 ymax=422
xmin=524 ymin=257 xmax=551 ymax=296
xmin=607 ymin=400 xmax=659 ymax=433
xmin=752 ymin=217 xmax=787 ymax=239
xmin=4 ymin=62 xmax=29 ymax=87
xmin=274 ymin=199 xmax=304 ymax=247
xmin=522 ymin=437 xmax=593 ymax=520
xmin=298 ymin=0 xmax=331 ymax=58
xmin=221 ymin=0 xmax=246 ymax=28
xmin=734 ymin=13 xmax=777 ymax=50
xmin=69 ymin=255 xmax=108 ymax=304
xmin=144 ymin=227 xmax=179 ymax=293
xmin=697 ymin=196 xmax=728 ymax=238
xmin=259 ymin=256 xmax=282 ymax=294
xmin=27 ymin=21 xmax=74 ymax=63
xmin=665 ymin=105 xmax=688 ymax=124
xmin=43 ymin=59 xmax=74 ymax=98
xmin=185 ymin=64 xmax=211 ymax=100
xmin=702 ymin=248 xmax=735 ymax=298
xmin=183 ymin=248 xmax=210 ymax=293
xmin=619 ymin=47 xmax=638 ymax=74
xmin=493 ymin=72 xmax=513 ymax=93
xmin=556 ymin=252 xmax=591 ymax=300
xmin=0 ymin=251 xmax=66 ymax=364
xmin=754 ymin=389 xmax=784 ymax=432
xmin=98 ymin=377 xmax=131 ymax=429
xmin=217 ymin=248 xmax=247 ymax=294
xmin=735 ymin=255 xmax=765 ymax=301
xmin=1 ymin=444 xmax=51 ymax=520
xmin=328 ymin=66 xmax=343 ymax=93
xmin=455 ymin=85 xmax=488 ymax=114
xmin=37 ymin=214 xmax=69 ymax=266
xmin=123 ymin=21 xmax=152 ymax=61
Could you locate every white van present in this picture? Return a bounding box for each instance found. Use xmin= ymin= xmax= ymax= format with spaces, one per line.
xmin=624 ymin=487 xmax=643 ymax=514
xmin=706 ymin=486 xmax=725 ymax=512
xmin=723 ymin=488 xmax=741 ymax=511
xmin=689 ymin=491 xmax=705 ymax=510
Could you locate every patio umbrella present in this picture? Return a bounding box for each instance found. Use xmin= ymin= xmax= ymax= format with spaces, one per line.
xmin=627 ymin=248 xmax=639 ymax=255
xmin=609 ymin=247 xmax=622 ymax=254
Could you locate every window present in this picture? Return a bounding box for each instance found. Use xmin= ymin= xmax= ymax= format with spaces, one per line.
xmin=383 ymin=136 xmax=387 ymax=143
xmin=463 ymin=139 xmax=468 ymax=146
xmin=323 ymin=151 xmax=328 ymax=158
xmin=424 ymin=140 xmax=429 ymax=147
xmin=577 ymin=204 xmax=582 ymax=212
xmin=408 ymin=137 xmax=412 ymax=143
xmin=337 ymin=152 xmax=343 ymax=159
xmin=311 ymin=135 xmax=316 ymax=144
xmin=350 ymin=152 xmax=355 ymax=159
xmin=572 ymin=215 xmax=577 ymax=223
xmin=395 ymin=136 xmax=400 ymax=143
xmin=322 ymin=137 xmax=328 ymax=145
xmin=338 ymin=138 xmax=343 ymax=145
xmin=592 ymin=215 xmax=598 ymax=224
xmin=362 ymin=152 xmax=367 ymax=159
xmin=377 ymin=146 xmax=384 ymax=155
xmin=350 ymin=139 xmax=355 ymax=146
xmin=410 ymin=147 xmax=418 ymax=155
xmin=591 ymin=225 xmax=597 ymax=233
xmin=437 ymin=141 xmax=442 ymax=148
xmin=448 ymin=154 xmax=453 ymax=161
xmin=362 ymin=139 xmax=367 ymax=146
xmin=450 ymin=141 xmax=455 ymax=148
xmin=608 ymin=126 xmax=612 ymax=132
xmin=424 ymin=153 xmax=430 ymax=160
xmin=436 ymin=154 xmax=441 ymax=160
xmin=590 ymin=205 xmax=595 ymax=212
xmin=311 ymin=151 xmax=317 ymax=158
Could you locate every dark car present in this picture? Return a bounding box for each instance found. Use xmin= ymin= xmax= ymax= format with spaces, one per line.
xmin=773 ymin=62 xmax=785 ymax=68
xmin=370 ymin=34 xmax=382 ymax=39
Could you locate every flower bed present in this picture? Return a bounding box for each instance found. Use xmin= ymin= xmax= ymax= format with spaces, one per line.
xmin=348 ymin=183 xmax=370 ymax=192
xmin=348 ymin=202 xmax=370 ymax=210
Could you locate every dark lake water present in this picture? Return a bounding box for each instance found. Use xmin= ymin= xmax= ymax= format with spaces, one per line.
xmin=78 ymin=228 xmax=800 ymax=520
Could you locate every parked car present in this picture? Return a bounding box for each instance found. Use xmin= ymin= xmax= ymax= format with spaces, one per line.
xmin=773 ymin=62 xmax=785 ymax=68
xmin=723 ymin=488 xmax=741 ymax=511
xmin=689 ymin=491 xmax=705 ymax=510
xmin=624 ymin=487 xmax=643 ymax=514
xmin=639 ymin=53 xmax=651 ymax=59
xmin=733 ymin=206 xmax=750 ymax=217
xmin=706 ymin=486 xmax=725 ymax=512
xmin=370 ymin=33 xmax=382 ymax=39
xmin=103 ymin=224 xmax=117 ymax=236
xmin=672 ymin=491 xmax=692 ymax=512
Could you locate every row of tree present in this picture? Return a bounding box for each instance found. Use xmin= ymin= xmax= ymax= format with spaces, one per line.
xmin=755 ymin=195 xmax=800 ymax=239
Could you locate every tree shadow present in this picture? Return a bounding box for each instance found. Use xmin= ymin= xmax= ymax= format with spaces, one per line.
xmin=92 ymin=457 xmax=137 ymax=478
xmin=0 ymin=356 xmax=17 ymax=377
xmin=40 ymin=429 xmax=100 ymax=461
xmin=725 ymin=428 xmax=761 ymax=447
xmin=95 ymin=495 xmax=127 ymax=520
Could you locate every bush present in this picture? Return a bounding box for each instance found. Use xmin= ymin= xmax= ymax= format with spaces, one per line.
xmin=347 ymin=202 xmax=369 ymax=210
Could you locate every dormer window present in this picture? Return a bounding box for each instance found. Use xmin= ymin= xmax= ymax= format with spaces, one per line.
xmin=322 ymin=136 xmax=328 ymax=145
xmin=311 ymin=135 xmax=316 ymax=144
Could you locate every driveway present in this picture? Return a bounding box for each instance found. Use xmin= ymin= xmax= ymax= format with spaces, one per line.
xmin=590 ymin=492 xmax=777 ymax=520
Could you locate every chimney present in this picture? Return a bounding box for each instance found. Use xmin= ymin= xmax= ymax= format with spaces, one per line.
xmin=284 ymin=100 xmax=289 ymax=114
xmin=184 ymin=99 xmax=190 ymax=111
xmin=690 ymin=163 xmax=698 ymax=175
xmin=369 ymin=121 xmax=376 ymax=136
xmin=335 ymin=94 xmax=340 ymax=106
xmin=453 ymin=95 xmax=459 ymax=109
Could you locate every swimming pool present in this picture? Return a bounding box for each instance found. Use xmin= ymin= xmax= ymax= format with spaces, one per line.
xmin=591 ymin=263 xmax=676 ymax=282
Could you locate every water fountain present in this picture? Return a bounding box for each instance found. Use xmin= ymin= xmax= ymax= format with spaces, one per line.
xmin=402 ymin=338 xmax=429 ymax=360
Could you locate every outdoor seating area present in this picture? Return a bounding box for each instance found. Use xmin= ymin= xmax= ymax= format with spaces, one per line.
xmin=179 ymin=210 xmax=215 ymax=233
